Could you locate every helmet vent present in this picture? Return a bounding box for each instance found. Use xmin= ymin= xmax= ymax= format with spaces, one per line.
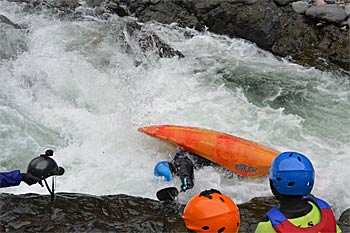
xmin=202 ymin=226 xmax=209 ymax=230
xmin=219 ymin=197 xmax=225 ymax=202
xmin=297 ymin=156 xmax=301 ymax=161
xmin=218 ymin=227 xmax=225 ymax=232
xmin=288 ymin=182 xmax=295 ymax=187
xmin=277 ymin=177 xmax=282 ymax=181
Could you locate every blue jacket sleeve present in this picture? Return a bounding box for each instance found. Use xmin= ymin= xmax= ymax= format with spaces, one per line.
xmin=0 ymin=170 xmax=22 ymax=188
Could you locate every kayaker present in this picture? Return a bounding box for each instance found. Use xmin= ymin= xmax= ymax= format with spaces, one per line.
xmin=153 ymin=149 xmax=212 ymax=192
xmin=182 ymin=189 xmax=240 ymax=232
xmin=255 ymin=151 xmax=341 ymax=233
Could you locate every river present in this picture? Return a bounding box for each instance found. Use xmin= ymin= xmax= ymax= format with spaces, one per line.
xmin=0 ymin=0 xmax=349 ymax=218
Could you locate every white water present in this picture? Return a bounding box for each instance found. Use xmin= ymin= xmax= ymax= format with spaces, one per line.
xmin=0 ymin=1 xmax=349 ymax=218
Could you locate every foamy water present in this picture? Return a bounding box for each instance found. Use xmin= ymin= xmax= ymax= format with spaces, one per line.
xmin=0 ymin=1 xmax=349 ymax=218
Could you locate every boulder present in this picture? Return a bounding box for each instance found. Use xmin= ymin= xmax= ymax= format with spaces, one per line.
xmin=0 ymin=193 xmax=348 ymax=232
xmin=305 ymin=4 xmax=348 ymax=24
xmin=292 ymin=1 xmax=310 ymax=13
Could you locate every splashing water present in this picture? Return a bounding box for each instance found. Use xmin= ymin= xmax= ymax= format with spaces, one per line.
xmin=0 ymin=1 xmax=349 ymax=218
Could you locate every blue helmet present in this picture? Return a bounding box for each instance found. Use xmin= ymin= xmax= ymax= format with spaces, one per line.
xmin=269 ymin=152 xmax=315 ymax=196
xmin=154 ymin=161 xmax=173 ymax=181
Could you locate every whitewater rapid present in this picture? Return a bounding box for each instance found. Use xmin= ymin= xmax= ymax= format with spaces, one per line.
xmin=0 ymin=1 xmax=349 ymax=218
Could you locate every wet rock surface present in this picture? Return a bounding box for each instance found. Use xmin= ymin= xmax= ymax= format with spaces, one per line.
xmin=338 ymin=208 xmax=350 ymax=232
xmin=139 ymin=32 xmax=185 ymax=59
xmin=123 ymin=0 xmax=350 ymax=72
xmin=0 ymin=193 xmax=349 ymax=232
xmin=0 ymin=193 xmax=186 ymax=233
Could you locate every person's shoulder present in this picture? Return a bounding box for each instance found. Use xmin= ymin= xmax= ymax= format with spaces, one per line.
xmin=307 ymin=200 xmax=341 ymax=233
xmin=306 ymin=200 xmax=341 ymax=232
xmin=255 ymin=220 xmax=274 ymax=233
xmin=0 ymin=170 xmax=21 ymax=176
xmin=305 ymin=200 xmax=322 ymax=219
xmin=307 ymin=200 xmax=319 ymax=210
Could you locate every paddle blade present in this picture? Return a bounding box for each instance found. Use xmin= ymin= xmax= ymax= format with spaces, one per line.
xmin=156 ymin=187 xmax=179 ymax=201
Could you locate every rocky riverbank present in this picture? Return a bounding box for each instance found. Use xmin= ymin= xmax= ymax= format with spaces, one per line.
xmin=4 ymin=0 xmax=348 ymax=72
xmin=123 ymin=0 xmax=350 ymax=72
xmin=0 ymin=193 xmax=349 ymax=232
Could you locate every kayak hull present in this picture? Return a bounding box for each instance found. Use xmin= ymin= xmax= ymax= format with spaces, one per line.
xmin=138 ymin=125 xmax=280 ymax=177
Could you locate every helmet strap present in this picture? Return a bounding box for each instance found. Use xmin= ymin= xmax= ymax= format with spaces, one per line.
xmin=43 ymin=178 xmax=55 ymax=202
xmin=269 ymin=180 xmax=282 ymax=200
xmin=199 ymin=189 xmax=222 ymax=199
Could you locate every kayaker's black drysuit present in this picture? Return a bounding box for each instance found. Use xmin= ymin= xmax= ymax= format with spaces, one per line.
xmin=168 ymin=150 xmax=212 ymax=192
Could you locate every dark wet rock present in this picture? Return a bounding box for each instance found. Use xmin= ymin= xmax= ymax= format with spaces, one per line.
xmin=122 ymin=0 xmax=350 ymax=71
xmin=338 ymin=208 xmax=350 ymax=232
xmin=306 ymin=4 xmax=348 ymax=24
xmin=104 ymin=1 xmax=129 ymax=17
xmin=113 ymin=19 xmax=185 ymax=61
xmin=345 ymin=4 xmax=350 ymax=15
xmin=51 ymin=0 xmax=80 ymax=10
xmin=127 ymin=0 xmax=200 ymax=29
xmin=237 ymin=196 xmax=279 ymax=232
xmin=139 ymin=32 xmax=185 ymax=58
xmin=0 ymin=193 xmax=348 ymax=232
xmin=85 ymin=0 xmax=103 ymax=8
xmin=346 ymin=17 xmax=350 ymax=26
xmin=0 ymin=193 xmax=186 ymax=232
xmin=274 ymin=0 xmax=298 ymax=6
xmin=292 ymin=1 xmax=311 ymax=13
xmin=0 ymin=15 xmax=21 ymax=29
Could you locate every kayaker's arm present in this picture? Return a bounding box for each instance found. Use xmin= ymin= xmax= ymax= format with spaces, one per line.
xmin=173 ymin=155 xmax=194 ymax=191
xmin=0 ymin=170 xmax=41 ymax=188
xmin=0 ymin=170 xmax=22 ymax=188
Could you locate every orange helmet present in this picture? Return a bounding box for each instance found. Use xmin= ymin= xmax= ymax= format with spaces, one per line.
xmin=182 ymin=189 xmax=240 ymax=233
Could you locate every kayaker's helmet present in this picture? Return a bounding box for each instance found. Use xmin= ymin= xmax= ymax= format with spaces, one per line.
xmin=269 ymin=151 xmax=314 ymax=196
xmin=154 ymin=161 xmax=173 ymax=181
xmin=182 ymin=189 xmax=240 ymax=233
xmin=27 ymin=150 xmax=65 ymax=179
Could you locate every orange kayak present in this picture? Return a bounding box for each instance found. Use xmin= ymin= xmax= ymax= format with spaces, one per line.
xmin=138 ymin=125 xmax=280 ymax=177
